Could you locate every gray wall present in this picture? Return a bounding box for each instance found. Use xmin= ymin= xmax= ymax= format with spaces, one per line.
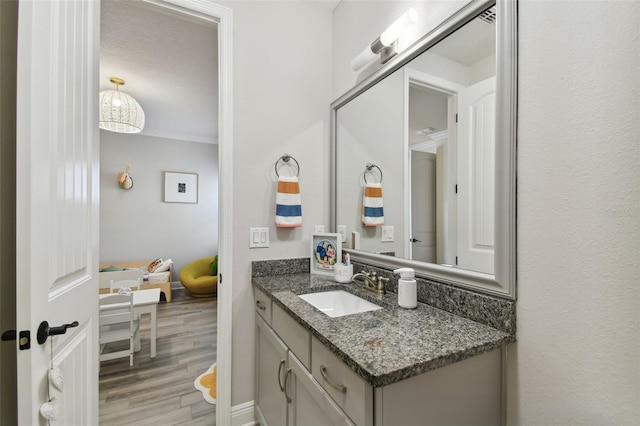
xmin=0 ymin=0 xmax=18 ymax=423
xmin=215 ymin=0 xmax=333 ymax=406
xmin=99 ymin=131 xmax=218 ymax=281
xmin=336 ymin=70 xmax=405 ymax=256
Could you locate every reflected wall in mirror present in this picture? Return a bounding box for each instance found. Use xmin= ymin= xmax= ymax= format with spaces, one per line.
xmin=332 ymin=0 xmax=516 ymax=299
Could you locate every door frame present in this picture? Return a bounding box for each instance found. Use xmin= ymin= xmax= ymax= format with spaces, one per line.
xmin=403 ymin=67 xmax=464 ymax=264
xmin=140 ymin=1 xmax=233 ymax=424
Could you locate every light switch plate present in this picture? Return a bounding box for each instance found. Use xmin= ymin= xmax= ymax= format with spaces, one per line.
xmin=314 ymin=225 xmax=325 ymax=233
xmin=337 ymin=225 xmax=347 ymax=242
xmin=249 ymin=227 xmax=269 ymax=248
xmin=381 ymin=226 xmax=394 ymax=242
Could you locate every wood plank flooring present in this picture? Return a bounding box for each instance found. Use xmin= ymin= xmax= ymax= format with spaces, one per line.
xmin=99 ymin=288 xmax=217 ymax=425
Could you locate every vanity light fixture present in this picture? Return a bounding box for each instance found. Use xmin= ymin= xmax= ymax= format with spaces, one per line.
xmin=99 ymin=77 xmax=145 ymax=134
xmin=351 ymin=8 xmax=419 ymax=72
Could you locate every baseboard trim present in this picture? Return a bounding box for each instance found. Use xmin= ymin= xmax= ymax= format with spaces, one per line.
xmin=232 ymin=400 xmax=256 ymax=426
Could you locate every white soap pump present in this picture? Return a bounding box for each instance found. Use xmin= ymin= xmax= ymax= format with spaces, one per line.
xmin=394 ymin=268 xmax=417 ymax=309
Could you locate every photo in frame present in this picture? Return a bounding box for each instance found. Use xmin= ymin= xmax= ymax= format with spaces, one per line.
xmin=164 ymin=172 xmax=198 ymax=203
xmin=311 ymin=232 xmax=342 ymax=275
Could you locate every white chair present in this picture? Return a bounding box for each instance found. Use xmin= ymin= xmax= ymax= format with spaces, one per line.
xmin=99 ymin=293 xmax=140 ymax=366
xmin=98 ymin=269 xmax=144 ymax=292
xmin=109 ymin=277 xmax=142 ymax=294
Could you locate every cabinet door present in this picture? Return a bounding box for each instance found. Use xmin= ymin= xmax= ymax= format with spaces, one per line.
xmin=287 ymin=352 xmax=355 ymax=426
xmin=256 ymin=316 xmax=288 ymax=426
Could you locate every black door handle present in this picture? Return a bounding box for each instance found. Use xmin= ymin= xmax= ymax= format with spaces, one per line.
xmin=37 ymin=321 xmax=79 ymax=345
xmin=410 ymin=238 xmax=422 ymax=243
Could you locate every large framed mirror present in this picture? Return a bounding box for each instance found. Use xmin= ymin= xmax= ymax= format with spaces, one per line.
xmin=331 ymin=0 xmax=517 ymax=299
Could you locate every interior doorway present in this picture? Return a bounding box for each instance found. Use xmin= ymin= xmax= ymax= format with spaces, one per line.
xmin=98 ymin=0 xmax=232 ymax=423
xmin=405 ymin=68 xmax=462 ymax=267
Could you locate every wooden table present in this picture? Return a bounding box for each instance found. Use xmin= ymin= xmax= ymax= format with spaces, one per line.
xmin=100 ymin=288 xmax=161 ymax=358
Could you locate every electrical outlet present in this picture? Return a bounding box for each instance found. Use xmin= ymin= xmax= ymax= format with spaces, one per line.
xmin=249 ymin=227 xmax=269 ymax=248
xmin=381 ymin=226 xmax=394 ymax=242
xmin=314 ymin=225 xmax=325 ymax=233
xmin=337 ymin=225 xmax=347 ymax=242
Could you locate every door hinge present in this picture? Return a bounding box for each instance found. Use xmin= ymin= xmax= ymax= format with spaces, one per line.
xmin=219 ymin=273 xmax=222 ymax=284
xmin=455 ymin=256 xmax=458 ymax=266
xmin=455 ymin=184 xmax=458 ymax=194
xmin=455 ymin=113 xmax=458 ymax=123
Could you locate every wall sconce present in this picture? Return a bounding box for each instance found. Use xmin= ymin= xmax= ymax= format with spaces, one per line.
xmin=118 ymin=164 xmax=133 ymax=190
xmin=351 ymin=8 xmax=419 ymax=72
xmin=99 ymin=77 xmax=145 ymax=134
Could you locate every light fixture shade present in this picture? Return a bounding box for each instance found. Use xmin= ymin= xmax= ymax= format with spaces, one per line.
xmin=99 ymin=89 xmax=145 ymax=133
xmin=351 ymin=8 xmax=419 ymax=72
xmin=379 ymin=8 xmax=418 ymax=47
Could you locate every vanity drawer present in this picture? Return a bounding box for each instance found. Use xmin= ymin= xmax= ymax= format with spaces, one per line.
xmin=311 ymin=336 xmax=373 ymax=426
xmin=254 ymin=287 xmax=272 ymax=324
xmin=272 ymin=303 xmax=310 ymax=369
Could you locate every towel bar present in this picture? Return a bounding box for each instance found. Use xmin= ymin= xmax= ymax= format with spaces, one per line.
xmin=364 ymin=163 xmax=383 ymax=183
xmin=275 ymin=154 xmax=300 ymax=178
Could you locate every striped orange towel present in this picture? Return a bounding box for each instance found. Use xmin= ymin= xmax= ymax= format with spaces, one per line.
xmin=276 ymin=176 xmax=302 ymax=227
xmin=362 ymin=183 xmax=384 ymax=226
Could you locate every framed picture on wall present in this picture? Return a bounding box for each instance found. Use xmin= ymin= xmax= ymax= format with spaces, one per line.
xmin=311 ymin=232 xmax=342 ymax=275
xmin=164 ymin=172 xmax=198 ymax=203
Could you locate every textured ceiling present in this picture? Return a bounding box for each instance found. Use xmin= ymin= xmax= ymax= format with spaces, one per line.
xmin=100 ymin=0 xmax=219 ymax=144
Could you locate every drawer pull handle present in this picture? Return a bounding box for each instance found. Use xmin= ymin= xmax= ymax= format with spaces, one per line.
xmin=320 ymin=365 xmax=347 ymax=393
xmin=277 ymin=359 xmax=286 ymax=392
xmin=256 ymin=300 xmax=267 ymax=311
xmin=284 ymin=368 xmax=293 ymax=403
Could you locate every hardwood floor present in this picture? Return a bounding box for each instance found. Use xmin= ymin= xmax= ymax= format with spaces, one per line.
xmin=99 ymin=288 xmax=217 ymax=425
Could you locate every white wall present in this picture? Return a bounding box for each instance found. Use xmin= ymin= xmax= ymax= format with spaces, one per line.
xmin=99 ymin=131 xmax=218 ymax=279
xmin=333 ymin=1 xmax=640 ymax=424
xmin=215 ymin=0 xmax=333 ymax=405
xmin=512 ymin=1 xmax=639 ymax=423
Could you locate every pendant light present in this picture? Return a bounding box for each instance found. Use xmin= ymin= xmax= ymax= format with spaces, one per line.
xmin=99 ymin=77 xmax=145 ymax=134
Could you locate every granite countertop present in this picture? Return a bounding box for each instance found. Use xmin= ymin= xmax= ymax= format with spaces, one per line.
xmin=253 ymin=272 xmax=514 ymax=388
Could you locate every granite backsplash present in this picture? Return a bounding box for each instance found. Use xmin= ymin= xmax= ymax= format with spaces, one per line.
xmin=252 ymin=257 xmax=516 ymax=336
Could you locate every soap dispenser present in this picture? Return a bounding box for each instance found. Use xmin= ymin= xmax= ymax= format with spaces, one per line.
xmin=394 ymin=268 xmax=417 ymax=309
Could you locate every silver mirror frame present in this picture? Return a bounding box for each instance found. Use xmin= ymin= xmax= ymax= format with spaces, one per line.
xmin=330 ymin=0 xmax=517 ymax=299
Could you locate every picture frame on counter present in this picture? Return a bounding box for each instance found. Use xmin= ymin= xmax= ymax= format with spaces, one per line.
xmin=311 ymin=232 xmax=342 ymax=275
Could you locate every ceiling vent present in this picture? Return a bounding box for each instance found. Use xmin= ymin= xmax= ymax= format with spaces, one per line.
xmin=478 ymin=7 xmax=496 ymax=25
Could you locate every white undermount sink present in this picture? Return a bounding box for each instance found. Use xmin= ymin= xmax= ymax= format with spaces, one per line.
xmin=299 ymin=290 xmax=383 ymax=318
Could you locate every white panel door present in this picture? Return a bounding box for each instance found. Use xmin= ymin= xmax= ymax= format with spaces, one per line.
xmin=16 ymin=0 xmax=100 ymax=424
xmin=409 ymin=151 xmax=437 ymax=263
xmin=457 ymin=77 xmax=496 ymax=274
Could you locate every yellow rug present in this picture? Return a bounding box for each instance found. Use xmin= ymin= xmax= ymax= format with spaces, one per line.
xmin=194 ymin=363 xmax=216 ymax=404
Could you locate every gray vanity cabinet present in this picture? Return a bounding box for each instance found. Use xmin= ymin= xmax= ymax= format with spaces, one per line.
xmin=255 ymin=315 xmax=288 ymax=426
xmin=255 ymin=289 xmax=354 ymax=426
xmin=288 ymin=351 xmax=355 ymax=426
xmin=255 ymin=286 xmax=503 ymax=426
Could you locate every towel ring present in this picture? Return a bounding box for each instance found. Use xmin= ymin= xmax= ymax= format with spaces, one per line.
xmin=275 ymin=154 xmax=300 ymax=178
xmin=363 ymin=163 xmax=383 ymax=184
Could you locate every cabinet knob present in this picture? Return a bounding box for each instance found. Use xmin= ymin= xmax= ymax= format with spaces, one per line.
xmin=256 ymin=300 xmax=267 ymax=311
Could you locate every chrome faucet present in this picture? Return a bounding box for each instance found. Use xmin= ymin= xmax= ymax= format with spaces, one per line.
xmin=351 ymin=270 xmax=388 ymax=296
